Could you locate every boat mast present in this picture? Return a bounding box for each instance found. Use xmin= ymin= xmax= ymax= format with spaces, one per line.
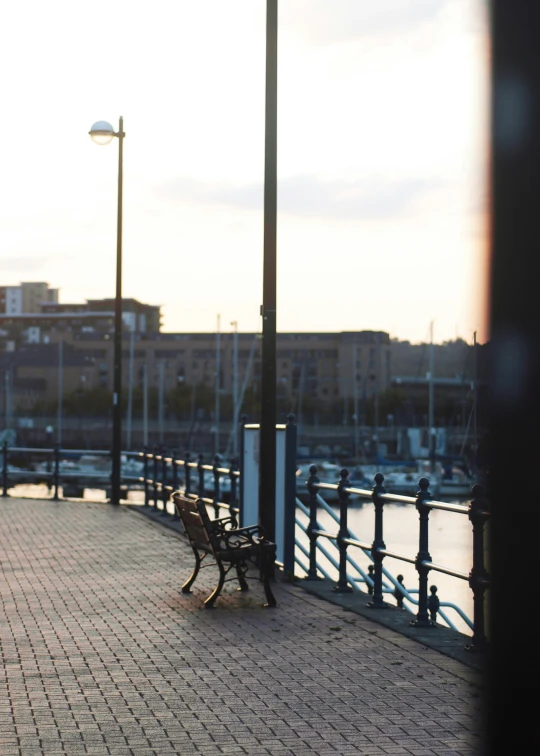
xmin=231 ymin=321 xmax=238 ymax=457
xmin=158 ymin=361 xmax=164 ymax=444
xmin=473 ymin=330 xmax=478 ymax=472
xmin=353 ymin=342 xmax=359 ymax=462
xmin=57 ymin=340 xmax=63 ymax=447
xmin=373 ymin=333 xmax=380 ymax=459
xmin=215 ymin=314 xmax=221 ymax=455
xmin=143 ymin=362 xmax=148 ymax=447
xmin=126 ymin=328 xmax=134 ymax=450
xmin=428 ymin=321 xmax=435 ymax=473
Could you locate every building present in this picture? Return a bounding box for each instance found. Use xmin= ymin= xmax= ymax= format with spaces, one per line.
xmin=0 ymin=282 xmax=58 ymax=316
xmin=0 ymin=328 xmax=391 ymax=410
xmin=0 ymin=282 xmax=162 ymax=351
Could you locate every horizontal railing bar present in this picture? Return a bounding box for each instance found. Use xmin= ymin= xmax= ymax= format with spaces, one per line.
xmin=4 ymin=447 xmax=55 ymax=454
xmin=427 ymin=501 xmax=469 ymax=515
xmin=311 ymin=529 xmax=337 ymax=540
xmin=345 ymin=486 xmax=373 ymax=497
xmin=342 ymin=536 xmax=372 ymax=550
xmin=380 ymin=492 xmax=417 ymax=504
xmin=59 ymin=449 xmax=112 ymax=456
xmin=377 ymin=548 xmax=417 ymax=564
xmin=422 ymin=561 xmax=469 ymax=580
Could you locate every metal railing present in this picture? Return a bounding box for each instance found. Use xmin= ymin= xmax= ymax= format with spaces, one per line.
xmin=137 ymin=448 xmax=240 ymax=521
xmin=1 ymin=443 xmax=145 ymax=499
xmin=295 ymin=465 xmax=489 ymax=651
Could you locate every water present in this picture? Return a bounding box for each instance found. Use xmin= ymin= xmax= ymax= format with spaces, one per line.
xmin=9 ymin=484 xmax=477 ymax=636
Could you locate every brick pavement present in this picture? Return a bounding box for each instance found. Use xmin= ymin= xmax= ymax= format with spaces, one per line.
xmin=0 ymin=499 xmax=484 ymax=755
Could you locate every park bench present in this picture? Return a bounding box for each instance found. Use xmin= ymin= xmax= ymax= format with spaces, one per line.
xmin=172 ymin=492 xmax=277 ymax=608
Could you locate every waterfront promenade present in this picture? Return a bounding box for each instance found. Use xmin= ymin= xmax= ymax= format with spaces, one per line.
xmin=0 ymin=498 xmax=483 ymax=755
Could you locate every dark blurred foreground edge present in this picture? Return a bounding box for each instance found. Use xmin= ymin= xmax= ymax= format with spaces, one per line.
xmin=488 ymin=1 xmax=540 ymax=753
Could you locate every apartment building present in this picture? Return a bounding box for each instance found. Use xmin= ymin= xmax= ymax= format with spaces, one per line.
xmin=0 ymin=329 xmax=391 ymax=408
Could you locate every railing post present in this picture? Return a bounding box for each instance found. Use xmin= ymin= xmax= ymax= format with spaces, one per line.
xmin=212 ymin=454 xmax=221 ymax=518
xmin=466 ymin=484 xmax=490 ymax=651
xmin=428 ymin=586 xmax=440 ymax=623
xmin=394 ymin=574 xmax=405 ymax=608
xmin=410 ymin=477 xmax=434 ymax=628
xmin=2 ymin=442 xmax=8 ymax=497
xmin=334 ymin=468 xmax=352 ymax=593
xmin=197 ymin=453 xmax=204 ymax=498
xmin=184 ymin=451 xmax=191 ymax=496
xmin=229 ymin=457 xmax=238 ymax=527
xmin=367 ymin=564 xmax=374 ymax=594
xmin=305 ymin=464 xmax=321 ymax=580
xmin=161 ymin=449 xmax=168 ymax=514
xmin=171 ymin=450 xmax=179 ymax=517
xmin=152 ymin=447 xmax=159 ymax=508
xmin=238 ymin=414 xmax=248 ymax=526
xmin=143 ymin=446 xmax=150 ymax=506
xmin=53 ymin=443 xmax=60 ymax=501
xmin=283 ymin=413 xmax=297 ymax=576
xmin=368 ymin=472 xmax=388 ymax=608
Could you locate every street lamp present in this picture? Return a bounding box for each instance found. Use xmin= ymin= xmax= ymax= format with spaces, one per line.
xmin=259 ymin=1 xmax=278 ymax=545
xmin=89 ymin=117 xmax=125 ymax=505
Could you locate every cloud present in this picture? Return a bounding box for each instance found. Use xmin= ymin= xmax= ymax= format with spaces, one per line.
xmin=279 ymin=0 xmax=488 ymax=46
xmin=282 ymin=0 xmax=452 ymax=45
xmin=158 ymin=174 xmax=441 ymax=221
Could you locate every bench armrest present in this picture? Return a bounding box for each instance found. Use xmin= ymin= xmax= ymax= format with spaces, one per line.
xmin=217 ymin=523 xmax=272 ymax=550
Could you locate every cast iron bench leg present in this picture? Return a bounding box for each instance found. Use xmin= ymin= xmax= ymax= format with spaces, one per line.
xmin=182 ymin=548 xmax=201 ymax=593
xmin=236 ymin=562 xmax=249 ymax=591
xmin=204 ymin=559 xmax=226 ymax=607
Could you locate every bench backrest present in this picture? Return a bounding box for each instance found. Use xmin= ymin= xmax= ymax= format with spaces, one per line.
xmin=173 ymin=493 xmax=220 ymax=555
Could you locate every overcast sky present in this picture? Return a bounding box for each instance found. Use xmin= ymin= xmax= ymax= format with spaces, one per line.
xmin=0 ymin=0 xmax=489 ymax=344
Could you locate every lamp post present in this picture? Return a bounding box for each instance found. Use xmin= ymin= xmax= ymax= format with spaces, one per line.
xmin=259 ymin=0 xmax=278 ymax=544
xmin=89 ymin=117 xmax=125 ymax=505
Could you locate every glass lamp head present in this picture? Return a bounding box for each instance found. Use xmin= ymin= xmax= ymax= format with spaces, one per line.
xmin=89 ymin=121 xmax=115 ymax=145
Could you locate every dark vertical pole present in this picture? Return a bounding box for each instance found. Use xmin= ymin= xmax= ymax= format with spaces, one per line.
xmin=53 ymin=443 xmax=60 ymax=501
xmin=410 ymin=478 xmax=433 ymax=627
xmin=212 ymin=454 xmax=220 ymax=518
xmin=488 ymin=4 xmax=540 ymax=752
xmin=161 ymin=450 xmax=168 ymax=514
xmin=2 ymin=441 xmax=8 ymax=497
xmin=153 ymin=447 xmax=159 ymax=508
xmin=143 ymin=446 xmax=149 ymax=506
xmin=368 ymin=472 xmax=387 ymax=608
xmin=238 ymin=415 xmax=247 ymax=526
xmin=111 ymin=115 xmax=124 ymax=506
xmin=305 ymin=465 xmax=320 ymax=580
xmin=197 ymin=453 xmax=204 ymax=498
xmin=467 ymin=483 xmax=489 ymax=652
xmin=172 ymin=450 xmax=178 ymax=490
xmin=283 ymin=413 xmax=297 ymax=575
xmin=184 ymin=451 xmax=191 ymax=496
xmin=259 ymin=0 xmax=278 ymax=544
xmin=334 ymin=469 xmax=352 ymax=593
xmin=229 ymin=457 xmax=238 ymax=526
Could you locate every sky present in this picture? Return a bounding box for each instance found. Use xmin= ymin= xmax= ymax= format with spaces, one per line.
xmin=0 ymin=0 xmax=490 ymax=344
